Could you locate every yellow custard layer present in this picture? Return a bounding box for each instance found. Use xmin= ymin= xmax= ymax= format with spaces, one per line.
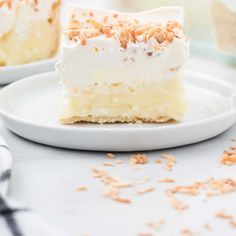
xmin=0 ymin=7 xmax=60 ymax=66
xmin=59 ymin=77 xmax=188 ymax=124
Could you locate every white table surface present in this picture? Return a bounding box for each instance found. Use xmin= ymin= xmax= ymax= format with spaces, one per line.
xmin=1 ymin=57 xmax=236 ymax=236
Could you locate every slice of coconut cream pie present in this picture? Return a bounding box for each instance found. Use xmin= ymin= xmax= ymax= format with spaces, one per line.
xmin=0 ymin=0 xmax=61 ymax=66
xmin=57 ymin=5 xmax=189 ymax=124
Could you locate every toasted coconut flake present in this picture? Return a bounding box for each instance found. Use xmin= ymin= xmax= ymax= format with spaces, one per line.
xmin=230 ymin=220 xmax=236 ymax=228
xmin=181 ymin=229 xmax=195 ymax=236
xmin=91 ymin=168 xmax=105 ymax=178
xmin=65 ymin=13 xmax=184 ymax=49
xmin=215 ymin=210 xmax=236 ymax=228
xmin=114 ymin=197 xmax=131 ymax=204
xmin=93 ymin=168 xmax=132 ymax=203
xmin=113 ymin=181 xmax=133 ymax=189
xmin=159 ymin=154 xmax=176 ymax=171
xmin=103 ymin=162 xmax=115 ymax=167
xmin=84 ymin=29 xmax=101 ymax=38
xmin=104 ymin=188 xmax=132 ymax=204
xmin=136 ymin=177 xmax=150 ymax=185
xmin=106 ymin=153 xmax=115 ymax=159
xmin=87 ymin=19 xmax=102 ymax=29
xmin=137 ymin=187 xmax=154 ymax=195
xmin=166 ymin=178 xmax=236 ymax=198
xmin=158 ymin=178 xmax=176 ymax=184
xmin=215 ymin=210 xmax=233 ymax=220
xmin=80 ymin=37 xmax=87 ymax=46
xmin=166 ymin=32 xmax=174 ymax=42
xmin=103 ymin=188 xmax=120 ymax=198
xmin=76 ymin=186 xmax=87 ymax=192
xmin=169 ymin=198 xmax=189 ymax=211
xmin=206 ymin=178 xmax=236 ymax=197
xmin=154 ymin=31 xmax=166 ymax=44
xmin=167 ymin=184 xmax=200 ymax=196
xmin=115 ymin=159 xmax=124 ymax=164
xmin=221 ymin=152 xmax=236 ymax=165
xmin=147 ymin=220 xmax=165 ymax=230
xmin=130 ymin=154 xmax=149 ymax=165
xmin=155 ymin=159 xmax=162 ymax=164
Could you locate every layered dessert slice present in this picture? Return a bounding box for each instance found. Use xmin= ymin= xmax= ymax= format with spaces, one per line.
xmin=0 ymin=0 xmax=61 ymax=66
xmin=211 ymin=0 xmax=236 ymax=54
xmin=57 ymin=5 xmax=189 ymax=124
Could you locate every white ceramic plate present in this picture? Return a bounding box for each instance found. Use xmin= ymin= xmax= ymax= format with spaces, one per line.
xmin=0 ymin=58 xmax=57 ymax=85
xmin=0 ymin=70 xmax=236 ymax=151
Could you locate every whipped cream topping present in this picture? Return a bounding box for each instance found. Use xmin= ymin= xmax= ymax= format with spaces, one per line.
xmin=0 ymin=0 xmax=60 ymax=37
xmin=58 ymin=5 xmax=189 ymax=89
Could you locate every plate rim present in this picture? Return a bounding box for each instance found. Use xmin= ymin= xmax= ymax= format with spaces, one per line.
xmin=0 ymin=57 xmax=57 ymax=72
xmin=0 ymin=70 xmax=236 ymax=133
xmin=0 ymin=57 xmax=58 ymax=85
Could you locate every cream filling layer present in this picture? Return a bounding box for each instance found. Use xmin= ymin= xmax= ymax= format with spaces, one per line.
xmin=59 ymin=75 xmax=188 ymax=122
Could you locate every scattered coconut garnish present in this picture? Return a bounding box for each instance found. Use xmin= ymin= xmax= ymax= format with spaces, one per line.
xmin=215 ymin=210 xmax=233 ymax=220
xmin=166 ymin=178 xmax=236 ymax=198
xmin=92 ymin=168 xmax=119 ymax=184
xmin=158 ymin=178 xmax=176 ymax=184
xmin=206 ymin=178 xmax=236 ymax=197
xmin=230 ymin=220 xmax=236 ymax=228
xmin=159 ymin=154 xmax=176 ymax=171
xmin=66 ymin=11 xmax=183 ymax=49
xmin=115 ymin=159 xmax=124 ymax=165
xmin=80 ymin=149 xmax=236 ymax=234
xmin=76 ymin=186 xmax=87 ymax=192
xmin=92 ymin=168 xmax=105 ymax=178
xmin=136 ymin=177 xmax=150 ymax=185
xmin=215 ymin=210 xmax=236 ymax=228
xmin=155 ymin=159 xmax=162 ymax=164
xmin=106 ymin=153 xmax=115 ymax=159
xmin=146 ymin=220 xmax=165 ymax=230
xmin=103 ymin=188 xmax=131 ymax=204
xmin=220 ymin=140 xmax=236 ymax=165
xmin=137 ymin=187 xmax=155 ymax=195
xmin=103 ymin=162 xmax=115 ymax=167
xmin=112 ymin=181 xmax=133 ymax=189
xmin=169 ymin=198 xmax=189 ymax=211
xmin=130 ymin=154 xmax=149 ymax=165
xmin=181 ymin=229 xmax=195 ymax=235
xmin=167 ymin=183 xmax=200 ymax=196
xmin=92 ymin=168 xmax=132 ymax=204
xmin=114 ymin=197 xmax=131 ymax=204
